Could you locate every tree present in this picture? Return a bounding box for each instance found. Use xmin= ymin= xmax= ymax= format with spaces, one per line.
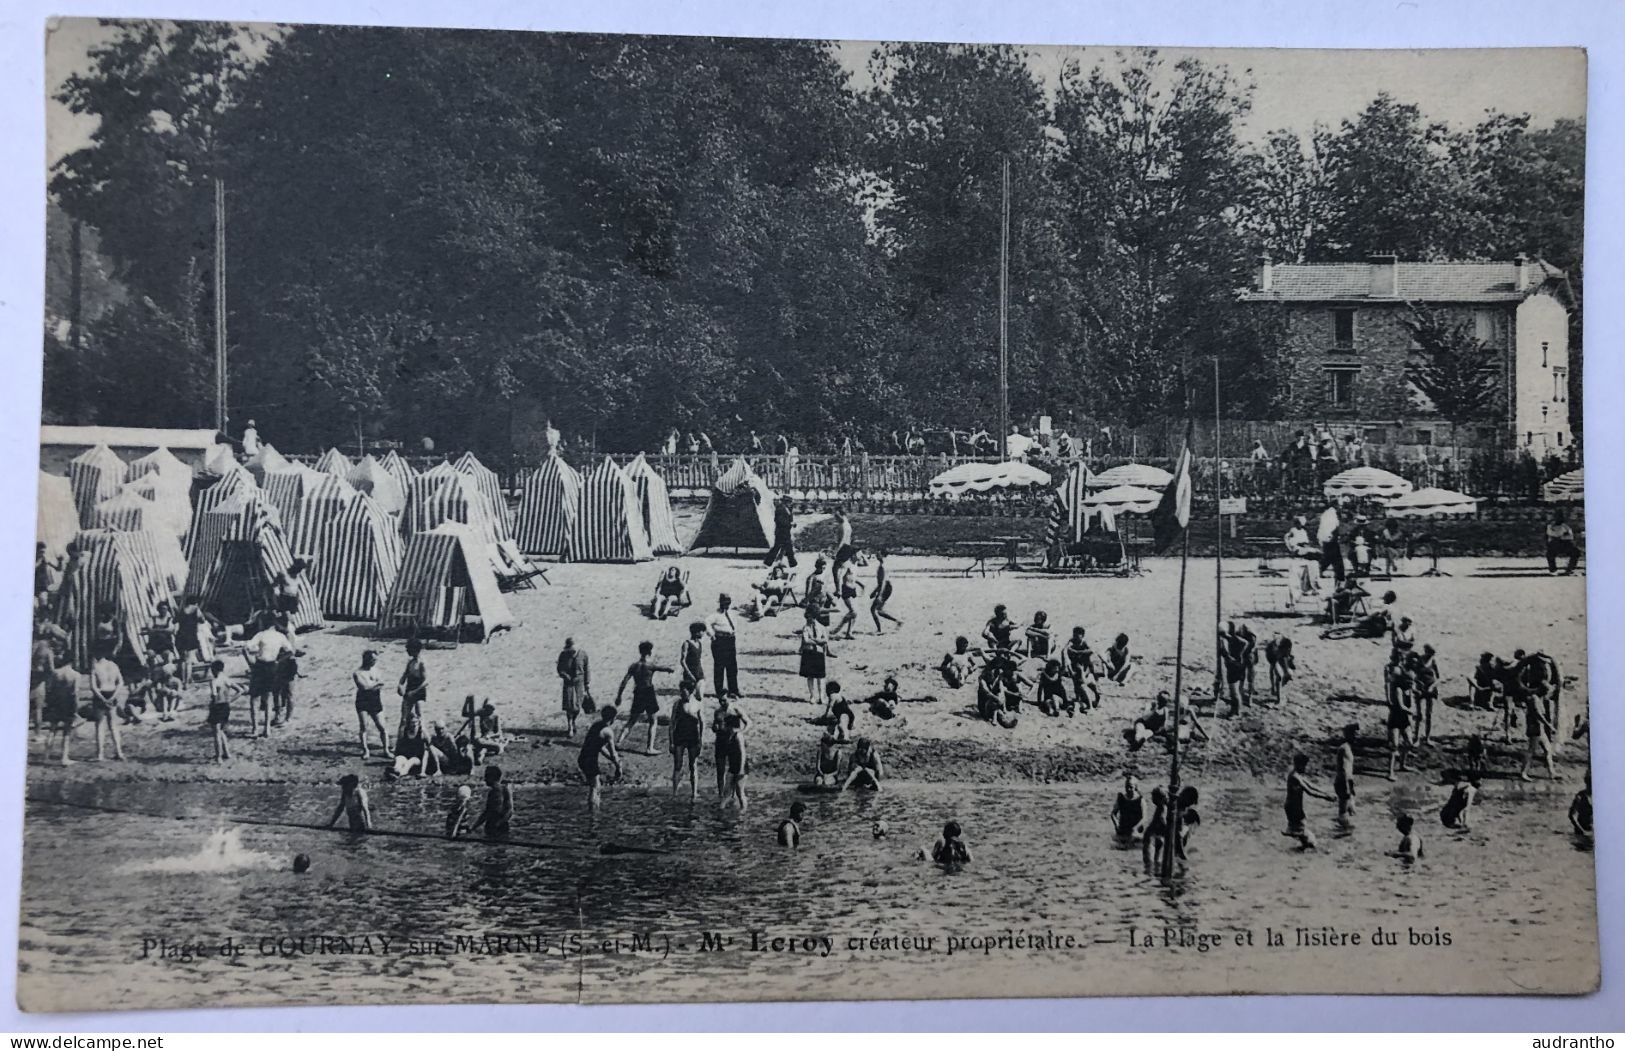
xmin=1402 ymin=303 xmax=1499 ymax=463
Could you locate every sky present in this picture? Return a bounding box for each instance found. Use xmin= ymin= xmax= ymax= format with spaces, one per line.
xmin=45 ymin=18 xmax=1585 ymax=166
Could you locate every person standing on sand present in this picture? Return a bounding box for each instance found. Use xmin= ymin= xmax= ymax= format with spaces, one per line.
xmin=1317 ymin=500 xmax=1345 ymax=584
xmin=1519 ymin=688 xmax=1559 ymax=782
xmin=615 ymin=641 xmax=672 ymax=754
xmin=798 ymin=607 xmax=832 ymax=704
xmin=706 ymin=594 xmax=740 ymax=699
xmin=869 ymin=548 xmax=902 ymax=634
xmin=42 ymin=650 xmax=79 ymax=766
xmin=397 ymin=638 xmax=428 ymax=752
xmin=1334 ymin=724 xmax=1358 ymax=819
xmin=556 ymin=637 xmax=589 ymax=740
xmin=764 ymin=497 xmax=797 ymax=568
xmin=669 ymin=682 xmax=704 ymax=800
xmin=87 ymin=652 xmax=127 ymax=761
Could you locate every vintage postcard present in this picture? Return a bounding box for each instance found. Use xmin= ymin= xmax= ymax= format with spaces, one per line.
xmin=22 ymin=19 xmax=1591 ymax=1010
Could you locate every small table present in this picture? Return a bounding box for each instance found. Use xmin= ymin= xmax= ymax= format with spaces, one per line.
xmin=990 ymin=535 xmax=1028 ymax=571
xmin=959 ymin=541 xmax=1008 ymax=578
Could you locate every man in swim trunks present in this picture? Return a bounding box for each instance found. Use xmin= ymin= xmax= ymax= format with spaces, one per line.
xmin=579 ymin=707 xmax=622 ymax=809
xmin=471 ymin=765 xmax=513 ymax=838
xmin=669 ymin=682 xmax=704 ymax=800
xmin=1285 ymin=753 xmax=1334 ymax=843
xmin=326 ymin=774 xmax=372 ymax=833
xmin=777 ymin=802 xmax=806 ymax=848
xmin=869 ymin=548 xmax=901 ymax=634
xmin=615 ymin=641 xmax=673 ymax=754
xmin=1335 ymin=723 xmax=1358 ymax=819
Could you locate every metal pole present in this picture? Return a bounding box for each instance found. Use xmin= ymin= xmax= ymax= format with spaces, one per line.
xmin=1163 ymin=484 xmax=1190 ymax=883
xmin=1214 ymin=357 xmax=1223 ymax=697
xmin=214 ymin=178 xmax=228 ymax=435
xmin=998 ymin=155 xmax=1010 ymax=459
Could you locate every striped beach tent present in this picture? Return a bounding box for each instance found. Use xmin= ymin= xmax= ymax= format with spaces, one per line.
xmin=126 ymin=446 xmax=192 ymax=487
xmin=404 ymin=465 xmax=503 ymax=552
xmin=1057 ymin=462 xmax=1095 ymax=543
xmin=453 ymin=452 xmax=512 ymax=542
xmin=245 ymin=443 xmax=291 ymax=485
xmin=626 ymin=453 xmax=683 ymax=555
xmin=379 ymin=523 xmax=514 ymax=638
xmin=688 ymin=458 xmax=776 ymax=553
xmin=37 ymin=471 xmax=78 ymax=564
xmin=263 ymin=462 xmax=351 ymax=557
xmin=314 ymin=447 xmax=352 ymax=478
xmin=68 ymin=444 xmax=126 ymax=527
xmin=91 ymin=488 xmax=161 ymax=533
xmin=189 ymin=490 xmax=324 ymax=630
xmin=380 ymin=449 xmax=418 ymax=492
xmin=307 ymin=489 xmax=403 ymax=619
xmin=199 ymin=441 xmax=239 ymax=481
xmin=572 ymin=457 xmax=653 ymax=563
xmin=514 ymin=453 xmax=581 ymax=558
xmin=347 ymin=454 xmax=406 ymax=516
xmin=124 ymin=477 xmax=192 ymax=541
xmin=58 ymin=529 xmax=182 ymax=671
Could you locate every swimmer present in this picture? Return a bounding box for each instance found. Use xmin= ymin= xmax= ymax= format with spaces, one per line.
xmin=1111 ymin=774 xmax=1144 ymax=839
xmin=1284 ymin=753 xmax=1333 ymax=844
xmin=813 ymin=728 xmax=841 ymax=787
xmin=445 ymin=785 xmax=474 ymax=838
xmin=931 ymin=821 xmax=972 ymax=866
xmin=326 ymin=774 xmax=372 ymax=833
xmin=469 ymin=765 xmax=513 ymax=840
xmin=777 ymin=802 xmax=806 ymax=848
xmin=1440 ymin=775 xmax=1479 ymax=831
xmin=1392 ymin=814 xmax=1425 ymax=861
xmin=292 ymin=853 xmax=311 ymax=874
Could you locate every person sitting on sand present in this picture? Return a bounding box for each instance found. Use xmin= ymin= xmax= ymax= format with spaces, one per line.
xmin=1128 ymin=692 xmax=1171 ymax=752
xmin=1440 ymin=775 xmax=1479 ymax=830
xmin=430 ymin=721 xmax=472 ymax=776
xmin=1064 ymin=627 xmax=1100 ymax=710
xmin=1570 ymin=771 xmax=1593 ymax=836
xmin=390 ymin=716 xmax=438 ymax=779
xmin=865 ymin=676 xmax=902 ymax=720
xmin=1025 ymin=612 xmax=1054 ymax=661
xmin=445 ymin=785 xmax=474 ymax=839
xmin=139 ymin=651 xmax=182 ymax=722
xmin=614 ymin=641 xmax=673 ymax=754
xmin=1111 ymin=774 xmax=1144 ymax=839
xmin=1325 ymin=578 xmax=1370 ymax=624
xmin=842 ymin=737 xmax=884 ymax=791
xmin=777 ymin=802 xmax=806 ymax=848
xmin=931 ymin=821 xmax=972 ymax=866
xmin=1470 ymin=652 xmax=1505 ymax=712
xmin=982 ymin=605 xmax=1018 ymax=653
xmin=1036 ymin=659 xmax=1070 ymax=716
xmin=1285 ymin=753 xmax=1334 ymax=846
xmin=753 ymin=558 xmax=797 ymax=617
xmin=326 ymin=774 xmax=372 ymax=833
xmin=1392 ymin=814 xmax=1424 ymax=861
xmin=939 ymin=637 xmax=978 ymax=690
xmin=470 ymin=765 xmax=513 ymax=839
xmin=579 ymin=707 xmax=622 ymax=809
xmin=652 ymin=566 xmax=689 ymax=620
xmin=813 ymin=728 xmax=842 ymax=787
xmin=1104 ymin=633 xmax=1134 ymax=686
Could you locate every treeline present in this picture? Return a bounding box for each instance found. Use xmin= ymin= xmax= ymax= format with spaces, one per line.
xmin=45 ymin=23 xmax=1584 ymax=454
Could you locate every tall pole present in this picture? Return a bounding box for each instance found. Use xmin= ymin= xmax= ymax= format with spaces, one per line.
xmin=1162 ymin=488 xmax=1191 ymax=883
xmin=1214 ymin=357 xmax=1224 ymax=696
xmin=997 ymin=155 xmax=1010 ymax=459
xmin=214 ymin=178 xmax=228 ymax=435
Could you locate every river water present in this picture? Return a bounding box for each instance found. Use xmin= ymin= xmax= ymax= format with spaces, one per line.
xmin=18 ymin=777 xmax=1596 ymax=1011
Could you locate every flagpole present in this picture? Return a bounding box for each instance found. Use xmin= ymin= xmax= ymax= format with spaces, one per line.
xmin=1163 ymin=484 xmax=1190 ymax=884
xmin=997 ymin=155 xmax=1010 ymax=458
xmin=1214 ymin=357 xmax=1223 ymax=698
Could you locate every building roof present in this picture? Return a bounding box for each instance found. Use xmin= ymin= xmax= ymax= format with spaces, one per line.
xmin=1242 ymin=259 xmax=1567 ymax=303
xmin=40 ymin=425 xmax=221 ymax=451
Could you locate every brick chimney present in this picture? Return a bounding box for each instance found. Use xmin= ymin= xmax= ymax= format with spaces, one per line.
xmin=1368 ymin=252 xmax=1399 ymax=298
xmin=1257 ymin=251 xmax=1273 ymax=292
xmin=1515 ymin=252 xmax=1531 ymax=292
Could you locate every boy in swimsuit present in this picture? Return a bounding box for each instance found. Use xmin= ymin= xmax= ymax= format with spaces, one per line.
xmin=1111 ymin=774 xmax=1144 ymax=839
xmin=470 ymin=765 xmax=513 ymax=839
xmin=1519 ymin=688 xmax=1558 ymax=782
xmin=931 ymin=821 xmax=972 ymax=865
xmin=982 ymin=605 xmax=1018 ymax=653
xmin=1440 ymin=775 xmax=1478 ymax=830
xmin=579 ymin=707 xmax=622 ymax=809
xmin=615 ymin=641 xmax=673 ymax=754
xmin=206 ymin=659 xmax=240 ymax=763
xmin=1393 ymin=814 xmax=1424 ymax=860
xmin=813 ymin=728 xmax=842 ymax=787
xmin=869 ymin=548 xmax=901 ymax=634
xmin=938 ymin=637 xmax=977 ymax=689
xmin=326 ymin=774 xmax=372 ymax=832
xmin=1025 ymin=612 xmax=1053 ymax=661
xmin=87 ymin=653 xmax=127 ymax=761
xmin=1036 ymin=660 xmax=1069 ymax=716
xmin=842 ymin=737 xmax=884 ymax=791
xmin=1334 ymin=723 xmax=1358 ymax=818
xmin=445 ymin=785 xmax=474 ymax=838
xmin=669 ymin=681 xmax=704 ymax=800
xmin=777 ymin=802 xmax=806 ymax=848
xmin=832 ymin=562 xmax=864 ymax=640
xmin=1569 ymin=771 xmax=1593 ymax=836
xmin=679 ymin=623 xmax=707 ymax=706
xmin=1410 ymin=644 xmax=1440 ymax=744
xmin=1285 ymin=753 xmax=1334 ymax=845
xmin=1265 ymin=636 xmax=1295 ymax=703
xmin=1105 ymin=633 xmax=1134 ymax=685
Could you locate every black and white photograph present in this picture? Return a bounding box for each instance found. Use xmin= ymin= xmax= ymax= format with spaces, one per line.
xmin=20 ymin=18 xmax=1594 ymax=1010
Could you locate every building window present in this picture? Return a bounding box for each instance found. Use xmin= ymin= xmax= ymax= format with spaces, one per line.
xmin=1558 ymin=431 xmax=1566 ymax=447
xmin=1333 ymin=309 xmax=1356 ymax=349
xmin=1363 ymin=426 xmax=1388 ymax=445
xmin=1542 ymin=341 xmax=1549 ymax=367
xmin=1474 ymin=310 xmax=1494 ymax=344
xmin=1416 ymin=428 xmax=1433 ymax=446
xmin=1553 ymin=367 xmax=1567 ymax=402
xmin=1326 ymin=367 xmax=1357 ymax=408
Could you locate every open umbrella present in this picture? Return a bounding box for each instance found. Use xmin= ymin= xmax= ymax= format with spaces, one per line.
xmin=1323 ymin=466 xmax=1413 ymax=501
xmin=1542 ymin=468 xmax=1583 ymax=504
xmin=1087 ymin=463 xmax=1172 ymax=490
xmin=928 ymin=460 xmax=1050 ymax=498
xmin=1082 ymin=484 xmax=1161 ymax=514
xmin=1382 ymin=487 xmax=1478 ymax=519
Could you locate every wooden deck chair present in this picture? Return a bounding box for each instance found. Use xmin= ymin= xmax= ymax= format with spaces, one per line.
xmin=496 ymin=540 xmax=548 ymax=589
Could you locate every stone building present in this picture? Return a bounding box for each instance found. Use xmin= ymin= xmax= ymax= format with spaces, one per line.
xmin=1241 ymin=254 xmax=1574 ymax=455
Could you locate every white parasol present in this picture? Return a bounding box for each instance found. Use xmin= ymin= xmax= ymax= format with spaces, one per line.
xmin=1382 ymin=487 xmax=1478 ymax=519
xmin=1323 ymin=466 xmax=1413 ymax=501
xmin=1542 ymin=468 xmax=1584 ymax=504
xmin=929 ymin=460 xmax=1051 ymax=498
xmin=1082 ymin=484 xmax=1162 ymax=514
xmin=1087 ymin=463 xmax=1172 ymax=490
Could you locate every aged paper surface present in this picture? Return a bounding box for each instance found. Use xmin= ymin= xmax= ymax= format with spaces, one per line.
xmin=23 ymin=20 xmax=1591 ymax=1009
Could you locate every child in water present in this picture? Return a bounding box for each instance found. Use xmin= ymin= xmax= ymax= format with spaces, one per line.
xmin=445 ymin=785 xmax=474 ymax=838
xmin=1393 ymin=814 xmax=1425 ymax=860
xmin=930 ymin=821 xmax=972 ymax=866
xmin=470 ymin=765 xmax=513 ymax=840
xmin=1111 ymin=774 xmax=1144 ymax=839
xmin=1440 ymin=775 xmax=1479 ymax=830
xmin=777 ymin=802 xmax=806 ymax=848
xmin=326 ymin=774 xmax=372 ymax=833
xmin=938 ymin=636 xmax=977 ymax=689
xmin=1285 ymin=753 xmax=1334 ymax=846
xmin=813 ymin=728 xmax=842 ymax=787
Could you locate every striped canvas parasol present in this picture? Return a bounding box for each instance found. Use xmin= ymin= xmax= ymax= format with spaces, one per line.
xmin=1542 ymin=468 xmax=1583 ymax=504
xmin=1083 ymin=484 xmax=1162 ymax=514
xmin=1382 ymin=487 xmax=1478 ymax=518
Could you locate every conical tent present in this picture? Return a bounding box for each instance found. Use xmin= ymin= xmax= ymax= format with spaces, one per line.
xmin=379 ymin=522 xmax=514 ymax=637
xmin=91 ymin=489 xmax=162 ymax=533
xmin=314 ymin=447 xmax=352 ymax=478
xmin=688 ymin=458 xmax=776 ymax=553
xmin=454 ymin=451 xmax=512 ymax=542
xmin=189 ymin=490 xmax=324 ymax=630
xmin=306 ymin=488 xmax=403 ymax=619
xmin=514 ymin=454 xmax=581 ymax=558
xmin=404 ymin=465 xmax=499 ymax=544
xmin=68 ymin=444 xmax=126 ymax=527
xmin=245 ymin=443 xmax=291 ymax=485
xmin=263 ymin=462 xmax=351 ymax=557
xmin=379 ymin=450 xmax=418 ymax=492
xmin=626 ymin=453 xmax=683 ymax=555
xmin=124 ymin=478 xmax=191 ymax=540
xmin=199 ymin=442 xmax=239 ymax=480
xmin=572 ymin=457 xmax=653 ymax=563
xmin=1057 ymin=462 xmax=1096 ymax=543
xmin=347 ymin=455 xmax=406 ymax=516
xmin=37 ymin=472 xmax=78 ymax=564
xmin=58 ymin=529 xmax=183 ymax=671
xmin=126 ymin=446 xmax=193 ymax=492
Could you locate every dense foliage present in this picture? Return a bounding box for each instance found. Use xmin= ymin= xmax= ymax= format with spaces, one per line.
xmin=45 ymin=23 xmax=1585 ymax=454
